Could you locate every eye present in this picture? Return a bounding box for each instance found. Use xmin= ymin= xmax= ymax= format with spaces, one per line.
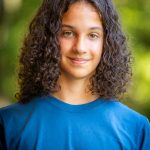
xmin=61 ymin=31 xmax=75 ymax=38
xmin=88 ymin=33 xmax=99 ymax=40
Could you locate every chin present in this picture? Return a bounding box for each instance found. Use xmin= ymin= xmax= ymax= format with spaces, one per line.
xmin=65 ymin=71 xmax=94 ymax=80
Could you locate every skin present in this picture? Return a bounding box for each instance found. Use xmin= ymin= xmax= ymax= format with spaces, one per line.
xmin=53 ymin=1 xmax=104 ymax=104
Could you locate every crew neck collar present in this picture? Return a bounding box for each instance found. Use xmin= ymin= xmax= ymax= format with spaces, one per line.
xmin=46 ymin=95 xmax=113 ymax=113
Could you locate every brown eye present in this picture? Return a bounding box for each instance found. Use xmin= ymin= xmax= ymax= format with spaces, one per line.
xmin=88 ymin=33 xmax=99 ymax=40
xmin=61 ymin=31 xmax=75 ymax=38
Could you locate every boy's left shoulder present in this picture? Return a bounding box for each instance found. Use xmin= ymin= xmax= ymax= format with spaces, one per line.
xmin=110 ymin=100 xmax=149 ymax=124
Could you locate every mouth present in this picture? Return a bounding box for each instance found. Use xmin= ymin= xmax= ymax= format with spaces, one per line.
xmin=68 ymin=57 xmax=90 ymax=64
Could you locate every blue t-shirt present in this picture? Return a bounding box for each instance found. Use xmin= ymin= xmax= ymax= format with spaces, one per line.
xmin=0 ymin=95 xmax=150 ymax=150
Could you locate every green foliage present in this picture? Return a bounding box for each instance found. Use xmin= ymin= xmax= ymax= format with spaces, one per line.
xmin=114 ymin=0 xmax=150 ymax=117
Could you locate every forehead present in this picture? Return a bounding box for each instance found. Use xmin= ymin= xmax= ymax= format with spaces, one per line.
xmin=61 ymin=1 xmax=102 ymax=25
xmin=69 ymin=1 xmax=98 ymax=12
xmin=64 ymin=1 xmax=99 ymax=15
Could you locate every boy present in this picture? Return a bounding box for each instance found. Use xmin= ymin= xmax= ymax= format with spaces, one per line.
xmin=0 ymin=0 xmax=150 ymax=149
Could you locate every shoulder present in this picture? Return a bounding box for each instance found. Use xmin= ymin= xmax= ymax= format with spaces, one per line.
xmin=0 ymin=103 xmax=23 ymax=121
xmin=0 ymin=100 xmax=31 ymax=116
xmin=101 ymin=99 xmax=150 ymax=129
xmin=106 ymin=100 xmax=147 ymax=119
xmin=0 ymin=95 xmax=56 ymax=121
xmin=101 ymin=99 xmax=150 ymax=147
xmin=0 ymin=96 xmax=46 ymax=124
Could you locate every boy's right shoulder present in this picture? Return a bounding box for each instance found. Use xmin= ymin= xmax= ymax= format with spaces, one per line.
xmin=0 ymin=102 xmax=21 ymax=114
xmin=0 ymin=96 xmax=49 ymax=118
xmin=0 ymin=97 xmax=40 ymax=119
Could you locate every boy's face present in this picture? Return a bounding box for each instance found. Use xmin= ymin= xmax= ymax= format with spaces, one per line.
xmin=59 ymin=2 xmax=104 ymax=80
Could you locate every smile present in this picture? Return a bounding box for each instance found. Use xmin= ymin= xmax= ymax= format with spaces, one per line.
xmin=68 ymin=57 xmax=90 ymax=64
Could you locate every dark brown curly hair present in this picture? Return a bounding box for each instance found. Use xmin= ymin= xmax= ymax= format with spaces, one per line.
xmin=16 ymin=0 xmax=132 ymax=103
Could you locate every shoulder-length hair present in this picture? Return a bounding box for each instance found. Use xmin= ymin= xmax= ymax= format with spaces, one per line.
xmin=16 ymin=0 xmax=132 ymax=103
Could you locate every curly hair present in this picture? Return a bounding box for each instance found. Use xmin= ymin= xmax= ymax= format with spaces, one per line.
xmin=16 ymin=0 xmax=132 ymax=103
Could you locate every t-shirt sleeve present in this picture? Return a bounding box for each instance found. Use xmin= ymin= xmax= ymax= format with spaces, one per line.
xmin=139 ymin=117 xmax=150 ymax=150
xmin=0 ymin=113 xmax=7 ymax=150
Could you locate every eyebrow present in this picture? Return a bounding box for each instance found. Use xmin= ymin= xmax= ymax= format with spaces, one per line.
xmin=61 ymin=24 xmax=103 ymax=31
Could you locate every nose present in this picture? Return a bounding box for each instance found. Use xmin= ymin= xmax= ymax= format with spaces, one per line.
xmin=73 ymin=36 xmax=87 ymax=54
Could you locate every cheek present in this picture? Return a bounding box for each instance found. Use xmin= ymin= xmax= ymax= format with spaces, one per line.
xmin=89 ymin=41 xmax=103 ymax=57
xmin=59 ymin=39 xmax=73 ymax=54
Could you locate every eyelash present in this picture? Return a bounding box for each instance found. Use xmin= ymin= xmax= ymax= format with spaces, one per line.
xmin=61 ymin=31 xmax=75 ymax=38
xmin=88 ymin=33 xmax=99 ymax=40
xmin=61 ymin=31 xmax=100 ymax=40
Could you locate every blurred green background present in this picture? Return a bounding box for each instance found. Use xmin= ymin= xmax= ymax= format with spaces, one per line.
xmin=0 ymin=0 xmax=150 ymax=119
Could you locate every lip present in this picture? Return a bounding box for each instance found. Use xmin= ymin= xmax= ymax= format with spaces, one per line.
xmin=68 ymin=57 xmax=90 ymax=64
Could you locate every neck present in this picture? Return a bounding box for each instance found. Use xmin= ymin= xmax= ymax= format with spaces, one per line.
xmin=52 ymin=75 xmax=98 ymax=105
